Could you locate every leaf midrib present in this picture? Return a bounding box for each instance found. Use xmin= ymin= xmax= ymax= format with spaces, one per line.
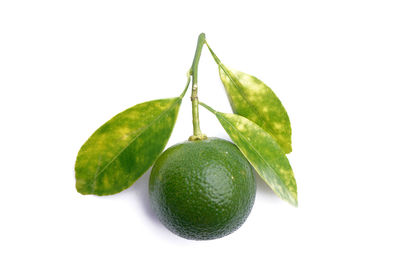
xmin=217 ymin=113 xmax=295 ymax=202
xmin=90 ymin=98 xmax=180 ymax=189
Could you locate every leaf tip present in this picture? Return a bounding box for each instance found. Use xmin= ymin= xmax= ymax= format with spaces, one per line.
xmin=75 ymin=178 xmax=90 ymax=195
xmin=288 ymin=190 xmax=298 ymax=207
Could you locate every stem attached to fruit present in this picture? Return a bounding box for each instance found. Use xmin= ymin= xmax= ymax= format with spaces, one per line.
xmin=189 ymin=33 xmax=207 ymax=141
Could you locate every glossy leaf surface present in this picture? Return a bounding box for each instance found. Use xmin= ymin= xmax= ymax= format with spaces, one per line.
xmin=219 ymin=65 xmax=292 ymax=153
xmin=75 ymin=97 xmax=182 ymax=195
xmin=201 ymin=103 xmax=297 ymax=206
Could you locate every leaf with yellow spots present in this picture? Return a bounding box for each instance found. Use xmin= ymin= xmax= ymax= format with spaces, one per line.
xmin=75 ymin=96 xmax=183 ymax=195
xmin=218 ymin=66 xmax=292 ymax=154
xmin=206 ymin=45 xmax=292 ymax=153
xmin=200 ymin=103 xmax=297 ymax=206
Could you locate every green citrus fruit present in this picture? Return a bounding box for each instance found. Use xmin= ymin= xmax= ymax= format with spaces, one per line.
xmin=149 ymin=137 xmax=256 ymax=240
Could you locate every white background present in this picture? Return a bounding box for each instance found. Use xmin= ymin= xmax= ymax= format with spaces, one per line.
xmin=1 ymin=1 xmax=399 ymax=274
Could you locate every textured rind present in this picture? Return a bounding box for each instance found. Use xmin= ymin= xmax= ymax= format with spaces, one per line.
xmin=149 ymin=138 xmax=256 ymax=240
xmin=216 ymin=112 xmax=297 ymax=206
xmin=219 ymin=66 xmax=292 ymax=154
xmin=75 ymin=97 xmax=181 ymax=195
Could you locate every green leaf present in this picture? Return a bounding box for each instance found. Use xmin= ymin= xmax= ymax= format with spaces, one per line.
xmin=200 ymin=103 xmax=297 ymax=206
xmin=75 ymin=97 xmax=182 ymax=195
xmin=218 ymin=65 xmax=292 ymax=154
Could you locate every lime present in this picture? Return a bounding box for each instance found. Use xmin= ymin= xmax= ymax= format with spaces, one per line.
xmin=149 ymin=137 xmax=256 ymax=240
